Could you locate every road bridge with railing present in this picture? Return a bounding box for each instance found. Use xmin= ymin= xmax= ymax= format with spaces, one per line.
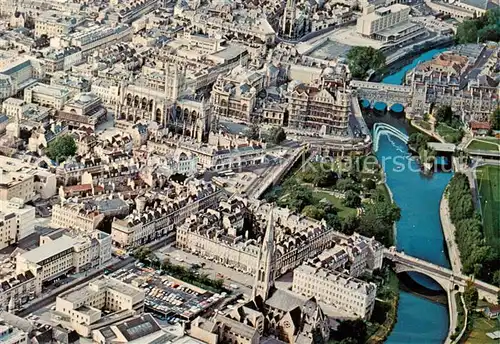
xmin=385 ymin=248 xmax=499 ymax=303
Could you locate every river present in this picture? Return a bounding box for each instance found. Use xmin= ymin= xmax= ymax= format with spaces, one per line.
xmin=375 ymin=48 xmax=453 ymax=343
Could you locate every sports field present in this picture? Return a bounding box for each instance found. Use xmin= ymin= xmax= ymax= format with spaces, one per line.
xmin=476 ymin=165 xmax=500 ymax=251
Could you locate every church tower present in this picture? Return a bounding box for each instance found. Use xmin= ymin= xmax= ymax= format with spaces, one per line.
xmin=252 ymin=208 xmax=275 ymax=301
xmin=281 ymin=0 xmax=297 ymax=39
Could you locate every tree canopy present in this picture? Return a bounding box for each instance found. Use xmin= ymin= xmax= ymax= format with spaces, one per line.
xmin=244 ymin=123 xmax=260 ymax=140
xmin=346 ymin=46 xmax=386 ymax=79
xmin=455 ymin=9 xmax=500 ymax=44
xmin=343 ymin=190 xmax=361 ymax=208
xmin=447 ymin=173 xmax=500 ymax=284
xmin=490 ymin=107 xmax=500 ymax=131
xmin=46 ymin=134 xmax=77 ymax=163
xmin=267 ymin=126 xmax=287 ymax=144
xmin=335 ymin=319 xmax=367 ymax=344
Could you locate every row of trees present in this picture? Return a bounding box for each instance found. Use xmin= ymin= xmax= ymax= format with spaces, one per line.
xmin=133 ymin=247 xmax=226 ymax=292
xmin=447 ymin=174 xmax=500 ymax=285
xmin=455 ymin=9 xmax=500 ymax=44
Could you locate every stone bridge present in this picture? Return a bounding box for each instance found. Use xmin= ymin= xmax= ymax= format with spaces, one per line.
xmin=385 ymin=248 xmax=499 ymax=303
xmin=350 ymin=81 xmax=413 ymax=109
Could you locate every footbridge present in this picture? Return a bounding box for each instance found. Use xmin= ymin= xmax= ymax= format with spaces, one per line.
xmin=385 ymin=248 xmax=499 ymax=303
xmin=350 ymin=80 xmax=413 ymax=109
xmin=373 ymin=123 xmax=409 ymax=151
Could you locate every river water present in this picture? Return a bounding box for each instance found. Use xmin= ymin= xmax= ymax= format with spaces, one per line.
xmin=375 ymin=48 xmax=452 ymax=343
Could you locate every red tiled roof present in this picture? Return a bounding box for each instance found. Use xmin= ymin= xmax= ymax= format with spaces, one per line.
xmin=470 ymin=121 xmax=491 ymax=130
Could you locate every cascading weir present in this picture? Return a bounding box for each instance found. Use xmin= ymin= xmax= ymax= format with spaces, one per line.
xmin=373 ymin=123 xmax=409 ymax=152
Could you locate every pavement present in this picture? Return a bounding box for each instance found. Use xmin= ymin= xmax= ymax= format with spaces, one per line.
xmin=439 ymin=194 xmax=463 ymax=274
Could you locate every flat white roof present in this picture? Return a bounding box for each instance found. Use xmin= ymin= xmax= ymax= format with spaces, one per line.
xmin=20 ymin=235 xmax=76 ymax=264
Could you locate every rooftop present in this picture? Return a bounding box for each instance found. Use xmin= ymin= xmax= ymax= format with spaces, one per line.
xmin=19 ymin=235 xmax=76 ymax=264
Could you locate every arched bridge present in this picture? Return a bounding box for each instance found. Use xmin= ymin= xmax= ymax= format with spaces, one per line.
xmin=385 ymin=248 xmax=499 ymax=303
xmin=350 ymin=80 xmax=413 ymax=109
xmin=373 ymin=123 xmax=409 ymax=152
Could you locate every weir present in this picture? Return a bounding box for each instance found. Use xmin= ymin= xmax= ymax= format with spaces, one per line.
xmin=372 ymin=123 xmax=409 ymax=152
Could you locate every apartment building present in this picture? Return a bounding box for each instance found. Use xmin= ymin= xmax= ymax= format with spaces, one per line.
xmin=34 ymin=11 xmax=86 ymax=38
xmin=111 ymin=182 xmax=222 ymax=248
xmin=44 ymin=47 xmax=83 ymax=74
xmin=177 ymin=198 xmax=339 ymax=276
xmin=51 ymin=202 xmax=105 ymax=232
xmin=356 ymin=4 xmax=411 ymax=37
xmin=56 ymin=276 xmax=145 ymax=337
xmin=0 ymin=199 xmax=36 ymax=250
xmin=16 ymin=229 xmax=112 ymax=283
xmin=24 ymin=83 xmax=71 ymax=110
xmin=0 ymin=314 xmax=29 ymax=344
xmin=292 ymin=264 xmax=377 ymax=320
xmin=211 ymin=66 xmax=264 ymax=122
xmin=0 ymin=58 xmax=43 ymax=101
xmin=0 ymin=260 xmax=42 ymax=312
xmin=0 ymin=170 xmax=35 ymax=204
xmin=69 ymin=24 xmax=132 ymax=56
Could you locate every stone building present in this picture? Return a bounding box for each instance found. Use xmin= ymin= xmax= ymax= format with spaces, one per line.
xmin=111 ymin=181 xmax=222 ymax=248
xmin=286 ymin=76 xmax=351 ymax=137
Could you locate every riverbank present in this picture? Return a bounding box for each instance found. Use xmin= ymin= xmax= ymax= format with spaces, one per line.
xmin=440 ymin=188 xmax=463 ymax=273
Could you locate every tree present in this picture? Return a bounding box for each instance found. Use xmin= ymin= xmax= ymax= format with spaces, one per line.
xmin=455 ymin=19 xmax=479 ymax=44
xmin=278 ymin=179 xmax=314 ymax=213
xmin=435 ymin=105 xmax=454 ymax=125
xmin=346 ymin=46 xmax=386 ymax=79
xmin=463 ymin=280 xmax=478 ymax=310
xmin=408 ymin=132 xmax=429 ymax=152
xmin=362 ymin=179 xmax=376 ymax=191
xmin=268 ymin=126 xmax=286 ymax=144
xmin=340 ymin=215 xmax=359 ymax=235
xmin=336 ymin=178 xmax=360 ymax=192
xmin=302 ymin=205 xmax=325 ymax=220
xmin=455 ymin=9 xmax=500 ymax=43
xmin=490 ymin=107 xmax=500 ymax=131
xmin=244 ymin=123 xmax=260 ymax=140
xmin=46 ymin=134 xmax=77 ymax=163
xmin=343 ymin=190 xmax=361 ymax=208
xmin=335 ymin=319 xmax=367 ymax=344
xmin=313 ymin=170 xmax=338 ymax=187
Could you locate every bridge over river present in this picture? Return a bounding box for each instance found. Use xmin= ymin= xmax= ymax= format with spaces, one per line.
xmin=350 ymin=80 xmax=414 ymax=110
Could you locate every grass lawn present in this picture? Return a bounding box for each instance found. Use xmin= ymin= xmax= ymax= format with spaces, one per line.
xmin=436 ymin=123 xmax=461 ymax=143
xmin=467 ymin=139 xmax=500 ymax=152
xmin=313 ymin=191 xmax=357 ymax=219
xmin=476 ymin=165 xmax=500 ymax=252
xmin=465 ymin=316 xmax=499 ymax=344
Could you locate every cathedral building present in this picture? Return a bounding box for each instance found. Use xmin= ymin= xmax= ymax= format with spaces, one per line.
xmin=114 ymin=62 xmax=212 ymax=142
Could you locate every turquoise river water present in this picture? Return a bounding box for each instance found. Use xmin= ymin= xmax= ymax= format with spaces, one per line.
xmin=375 ymin=48 xmax=452 ymax=343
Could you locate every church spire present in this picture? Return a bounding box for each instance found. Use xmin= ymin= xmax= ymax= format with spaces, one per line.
xmin=252 ymin=207 xmax=275 ymax=301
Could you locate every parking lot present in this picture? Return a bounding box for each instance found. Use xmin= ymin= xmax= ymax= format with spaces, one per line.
xmin=156 ymin=246 xmax=254 ymax=296
xmin=110 ymin=265 xmax=227 ymax=323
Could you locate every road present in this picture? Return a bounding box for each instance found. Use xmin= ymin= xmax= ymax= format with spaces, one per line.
xmin=17 ymin=235 xmax=174 ymax=317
